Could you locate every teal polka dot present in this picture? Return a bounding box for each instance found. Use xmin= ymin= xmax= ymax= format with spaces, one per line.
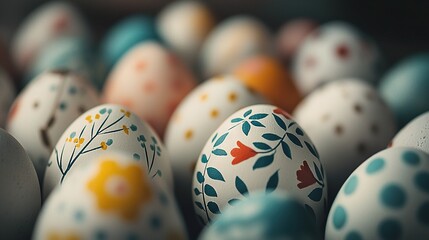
xmin=150 ymin=215 xmax=161 ymax=229
xmin=378 ymin=219 xmax=401 ymax=240
xmin=380 ymin=184 xmax=406 ymax=209
xmin=344 ymin=175 xmax=358 ymax=195
xmin=346 ymin=231 xmax=362 ymax=240
xmin=95 ymin=230 xmax=107 ymax=240
xmin=415 ymin=171 xmax=429 ymax=193
xmin=74 ymin=209 xmax=85 ymax=222
xmin=402 ymin=151 xmax=420 ymax=166
xmin=366 ymin=158 xmax=385 ymax=174
xmin=417 ymin=202 xmax=429 ymax=225
xmin=333 ymin=205 xmax=347 ymax=230
xmin=59 ymin=101 xmax=67 ymax=110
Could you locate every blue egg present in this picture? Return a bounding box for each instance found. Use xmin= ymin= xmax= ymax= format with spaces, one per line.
xmin=199 ymin=191 xmax=319 ymax=240
xmin=100 ymin=15 xmax=162 ymax=72
xmin=379 ymin=54 xmax=429 ymax=127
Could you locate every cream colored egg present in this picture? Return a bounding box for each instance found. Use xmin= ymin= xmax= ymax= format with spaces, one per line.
xmin=34 ymin=152 xmax=187 ymax=240
xmin=391 ymin=111 xmax=429 ymax=154
xmin=6 ymin=70 xmax=99 ymax=183
xmin=102 ymin=41 xmax=197 ymax=137
xmin=0 ymin=68 xmax=15 ymax=127
xmin=0 ymin=129 xmax=40 ymax=239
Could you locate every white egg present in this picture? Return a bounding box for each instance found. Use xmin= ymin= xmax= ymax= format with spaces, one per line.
xmin=391 ymin=111 xmax=429 ymax=154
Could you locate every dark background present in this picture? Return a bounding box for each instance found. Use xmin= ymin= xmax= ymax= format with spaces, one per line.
xmin=1 ymin=0 xmax=429 ymax=68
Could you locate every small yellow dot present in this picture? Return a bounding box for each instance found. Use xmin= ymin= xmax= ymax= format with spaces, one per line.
xmin=210 ymin=108 xmax=219 ymax=118
xmin=184 ymin=129 xmax=193 ymax=140
xmin=228 ymin=92 xmax=238 ymax=102
xmin=200 ymin=93 xmax=208 ymax=102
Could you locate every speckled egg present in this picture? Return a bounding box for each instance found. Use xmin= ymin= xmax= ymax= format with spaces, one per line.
xmin=34 ymin=152 xmax=187 ymax=240
xmin=233 ymin=55 xmax=302 ymax=113
xmin=391 ymin=111 xmax=429 ymax=154
xmin=12 ymin=1 xmax=89 ymax=72
xmin=102 ymin=41 xmax=197 ymax=137
xmin=0 ymin=68 xmax=15 ymax=127
xmin=100 ymin=15 xmax=162 ymax=72
xmin=157 ymin=1 xmax=215 ymax=67
xmin=0 ymin=128 xmax=41 ymax=239
xmin=293 ymin=79 xmax=396 ymax=203
xmin=293 ymin=21 xmax=380 ymax=95
xmin=192 ymin=104 xmax=327 ymax=229
xmin=43 ymin=104 xmax=173 ymax=199
xmin=6 ymin=70 xmax=99 ymax=183
xmin=199 ymin=191 xmax=319 ymax=240
xmin=379 ymin=54 xmax=429 ymax=127
xmin=326 ymin=147 xmax=429 ymax=239
xmin=200 ymin=16 xmax=272 ymax=78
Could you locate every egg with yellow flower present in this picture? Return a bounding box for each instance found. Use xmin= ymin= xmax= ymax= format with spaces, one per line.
xmin=34 ymin=152 xmax=188 ymax=240
xmin=43 ymin=104 xmax=173 ymax=199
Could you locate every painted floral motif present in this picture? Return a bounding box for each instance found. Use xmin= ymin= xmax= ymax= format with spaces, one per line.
xmin=296 ymin=161 xmax=325 ymax=202
xmin=87 ymin=159 xmax=153 ymax=222
xmin=231 ymin=141 xmax=257 ymax=165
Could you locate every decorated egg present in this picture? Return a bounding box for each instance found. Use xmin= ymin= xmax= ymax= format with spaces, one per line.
xmin=200 ymin=16 xmax=272 ymax=78
xmin=100 ymin=15 xmax=162 ymax=72
xmin=326 ymin=147 xmax=429 ymax=239
xmin=192 ymin=104 xmax=327 ymax=229
xmin=0 ymin=129 xmax=41 ymax=239
xmin=43 ymin=104 xmax=173 ymax=199
xmin=293 ymin=21 xmax=381 ymax=95
xmin=379 ymin=53 xmax=429 ymax=127
xmin=6 ymin=70 xmax=99 ymax=183
xmin=233 ymin=55 xmax=302 ymax=113
xmin=102 ymin=41 xmax=197 ymax=137
xmin=12 ymin=1 xmax=89 ymax=72
xmin=293 ymin=79 xmax=396 ymax=203
xmin=0 ymin=68 xmax=15 ymax=127
xmin=157 ymin=1 xmax=215 ymax=67
xmin=34 ymin=152 xmax=187 ymax=240
xmin=200 ymin=191 xmax=319 ymax=240
xmin=391 ymin=111 xmax=429 ymax=154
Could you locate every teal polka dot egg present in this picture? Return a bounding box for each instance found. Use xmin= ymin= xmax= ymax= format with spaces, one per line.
xmin=326 ymin=147 xmax=429 ymax=239
xmin=199 ymin=191 xmax=319 ymax=240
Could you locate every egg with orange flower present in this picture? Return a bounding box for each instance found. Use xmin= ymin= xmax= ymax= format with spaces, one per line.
xmin=192 ymin=104 xmax=327 ymax=232
xmin=43 ymin=104 xmax=173 ymax=199
xmin=34 ymin=152 xmax=187 ymax=240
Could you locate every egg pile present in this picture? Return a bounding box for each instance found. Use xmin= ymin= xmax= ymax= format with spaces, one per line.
xmin=0 ymin=1 xmax=428 ymax=240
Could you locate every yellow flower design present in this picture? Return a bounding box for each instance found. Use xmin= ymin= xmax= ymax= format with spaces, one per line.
xmin=74 ymin=138 xmax=85 ymax=148
xmin=122 ymin=125 xmax=129 ymax=135
xmin=47 ymin=232 xmax=80 ymax=240
xmin=100 ymin=141 xmax=108 ymax=150
xmin=95 ymin=113 xmax=100 ymax=119
xmin=120 ymin=109 xmax=131 ymax=118
xmin=85 ymin=115 xmax=92 ymax=123
xmin=87 ymin=159 xmax=153 ymax=222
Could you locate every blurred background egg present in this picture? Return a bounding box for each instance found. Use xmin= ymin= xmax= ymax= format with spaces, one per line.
xmin=158 ymin=1 xmax=215 ymax=69
xmin=6 ymin=70 xmax=99 ymax=183
xmin=0 ymin=68 xmax=15 ymax=127
xmin=326 ymin=147 xmax=429 ymax=239
xmin=293 ymin=79 xmax=396 ymax=203
xmin=293 ymin=21 xmax=381 ymax=95
xmin=200 ymin=191 xmax=319 ymax=240
xmin=233 ymin=55 xmax=302 ymax=113
xmin=391 ymin=111 xmax=429 ymax=154
xmin=0 ymin=128 xmax=41 ymax=239
xmin=200 ymin=16 xmax=273 ymax=78
xmin=102 ymin=41 xmax=197 ymax=137
xmin=379 ymin=53 xmax=429 ymax=128
xmin=34 ymin=152 xmax=188 ymax=240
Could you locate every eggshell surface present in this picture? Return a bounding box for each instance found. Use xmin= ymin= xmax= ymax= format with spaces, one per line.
xmin=391 ymin=111 xmax=429 ymax=154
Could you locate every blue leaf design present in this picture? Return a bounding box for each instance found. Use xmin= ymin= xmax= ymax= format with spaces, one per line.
xmin=197 ymin=171 xmax=205 ymax=183
xmin=195 ymin=201 xmax=204 ymax=210
xmin=313 ymin=162 xmax=322 ymax=181
xmin=130 ymin=124 xmax=137 ymax=131
xmin=235 ymin=176 xmax=249 ymax=196
xmin=211 ymin=133 xmax=218 ymax=143
xmin=243 ymin=109 xmax=252 ymax=117
xmin=262 ymin=133 xmax=281 ymax=141
xmin=308 ymin=187 xmax=323 ymax=201
xmin=305 ymin=141 xmax=319 ymax=159
xmin=231 ymin=118 xmax=243 ymax=123
xmin=266 ymin=170 xmax=279 ymax=193
xmin=139 ymin=135 xmax=146 ymax=142
xmin=253 ymin=154 xmax=274 ymax=170
xmin=99 ymin=108 xmax=106 ymax=114
xmin=212 ymin=149 xmax=227 ymax=156
xmin=70 ymin=132 xmax=76 ymax=138
xmin=249 ymin=113 xmax=268 ymax=119
xmin=194 ymin=188 xmax=201 ymax=195
xmin=207 ymin=201 xmax=221 ymax=214
xmin=287 ymin=133 xmax=303 ymax=147
xmin=214 ymin=132 xmax=228 ymax=147
xmin=228 ymin=198 xmax=240 ymax=205
xmin=201 ymin=154 xmax=208 ymax=163
xmin=296 ymin=127 xmax=304 ymax=136
xmin=207 ymin=167 xmax=225 ymax=182
xmin=251 ymin=121 xmax=265 ymax=127
xmin=106 ymin=139 xmax=113 ymax=146
xmin=133 ymin=153 xmax=140 ymax=160
xmin=273 ymin=114 xmax=286 ymax=131
xmin=253 ymin=142 xmax=271 ymax=150
xmin=204 ymin=184 xmax=217 ymax=197
xmin=242 ymin=121 xmax=251 ymax=136
xmin=281 ymin=141 xmax=292 ymax=159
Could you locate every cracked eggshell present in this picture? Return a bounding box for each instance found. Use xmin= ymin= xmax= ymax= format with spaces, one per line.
xmin=293 ymin=79 xmax=396 ymax=203
xmin=0 ymin=68 xmax=15 ymax=127
xmin=293 ymin=21 xmax=380 ymax=95
xmin=192 ymin=104 xmax=327 ymax=230
xmin=43 ymin=104 xmax=173 ymax=200
xmin=391 ymin=111 xmax=429 ymax=154
xmin=34 ymin=152 xmax=187 ymax=240
xmin=6 ymin=70 xmax=99 ymax=183
xmin=326 ymin=147 xmax=429 ymax=239
xmin=200 ymin=16 xmax=273 ymax=78
xmin=102 ymin=41 xmax=197 ymax=137
xmin=0 ymin=129 xmax=41 ymax=240
xmin=12 ymin=1 xmax=90 ymax=72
